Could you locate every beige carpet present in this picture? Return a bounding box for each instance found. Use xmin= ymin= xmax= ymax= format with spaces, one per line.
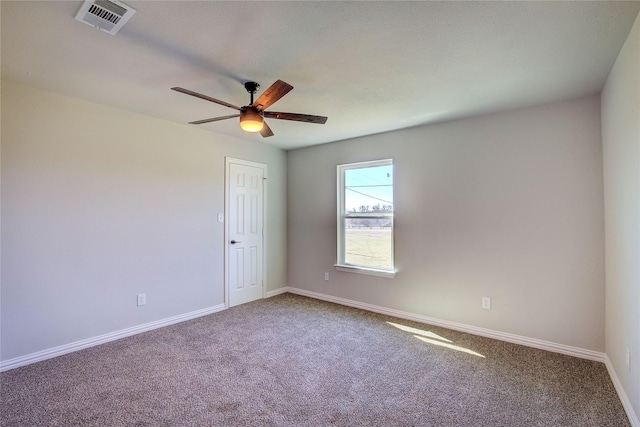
xmin=0 ymin=293 xmax=630 ymax=426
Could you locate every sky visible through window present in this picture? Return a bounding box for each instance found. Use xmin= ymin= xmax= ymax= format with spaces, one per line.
xmin=345 ymin=165 xmax=393 ymax=213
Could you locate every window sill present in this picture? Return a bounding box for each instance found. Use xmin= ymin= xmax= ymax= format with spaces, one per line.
xmin=334 ymin=264 xmax=396 ymax=278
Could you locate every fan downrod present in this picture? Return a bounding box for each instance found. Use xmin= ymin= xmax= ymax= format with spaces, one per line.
xmin=244 ymin=81 xmax=260 ymax=105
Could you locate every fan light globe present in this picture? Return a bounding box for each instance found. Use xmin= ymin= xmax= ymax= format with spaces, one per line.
xmin=240 ymin=109 xmax=264 ymax=133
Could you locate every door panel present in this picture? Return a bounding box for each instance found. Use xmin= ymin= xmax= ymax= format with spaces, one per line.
xmin=228 ymin=161 xmax=264 ymax=307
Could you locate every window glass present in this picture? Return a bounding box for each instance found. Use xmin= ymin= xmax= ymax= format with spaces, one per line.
xmin=337 ymin=160 xmax=394 ymax=272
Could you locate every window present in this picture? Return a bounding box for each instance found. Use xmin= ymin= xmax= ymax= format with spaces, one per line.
xmin=336 ymin=159 xmax=395 ymax=277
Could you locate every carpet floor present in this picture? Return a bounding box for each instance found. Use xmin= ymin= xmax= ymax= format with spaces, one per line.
xmin=0 ymin=293 xmax=630 ymax=426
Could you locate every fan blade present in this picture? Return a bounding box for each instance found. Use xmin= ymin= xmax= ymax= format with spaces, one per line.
xmin=260 ymin=121 xmax=274 ymax=138
xmin=252 ymin=80 xmax=293 ymax=111
xmin=189 ymin=114 xmax=239 ymax=125
xmin=171 ymin=87 xmax=241 ymax=110
xmin=263 ymin=111 xmax=328 ymax=124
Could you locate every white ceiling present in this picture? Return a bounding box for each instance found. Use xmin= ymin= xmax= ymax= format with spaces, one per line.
xmin=2 ymin=1 xmax=639 ymax=150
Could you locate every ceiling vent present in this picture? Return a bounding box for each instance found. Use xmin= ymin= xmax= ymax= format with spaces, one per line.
xmin=75 ymin=0 xmax=136 ymax=35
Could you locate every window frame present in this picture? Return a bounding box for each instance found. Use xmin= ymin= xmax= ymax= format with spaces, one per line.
xmin=335 ymin=159 xmax=396 ymax=278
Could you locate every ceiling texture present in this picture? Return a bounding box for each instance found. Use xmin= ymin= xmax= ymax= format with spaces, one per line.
xmin=2 ymin=1 xmax=639 ymax=150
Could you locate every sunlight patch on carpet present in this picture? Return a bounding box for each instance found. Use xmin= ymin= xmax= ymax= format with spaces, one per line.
xmin=414 ymin=335 xmax=485 ymax=358
xmin=386 ymin=321 xmax=453 ymax=342
xmin=386 ymin=321 xmax=484 ymax=358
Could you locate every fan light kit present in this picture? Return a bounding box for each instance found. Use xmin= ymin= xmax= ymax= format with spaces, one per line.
xmin=171 ymin=80 xmax=327 ymax=138
xmin=240 ymin=109 xmax=264 ymax=133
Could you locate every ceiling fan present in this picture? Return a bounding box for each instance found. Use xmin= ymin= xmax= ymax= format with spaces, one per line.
xmin=171 ymin=80 xmax=328 ymax=138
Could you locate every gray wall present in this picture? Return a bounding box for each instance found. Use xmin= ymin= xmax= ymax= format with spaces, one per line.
xmin=602 ymin=12 xmax=640 ymax=421
xmin=288 ymin=95 xmax=605 ymax=352
xmin=1 ymin=81 xmax=287 ymax=361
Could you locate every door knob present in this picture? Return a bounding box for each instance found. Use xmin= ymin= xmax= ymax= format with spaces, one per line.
xmin=230 ymin=240 xmax=241 ymax=244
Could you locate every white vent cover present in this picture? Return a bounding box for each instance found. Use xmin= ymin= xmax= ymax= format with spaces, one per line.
xmin=75 ymin=0 xmax=135 ymax=35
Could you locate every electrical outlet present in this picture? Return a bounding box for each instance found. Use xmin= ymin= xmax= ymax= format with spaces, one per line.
xmin=482 ymin=297 xmax=491 ymax=310
xmin=137 ymin=293 xmax=146 ymax=306
xmin=324 ymin=272 xmax=329 ymax=281
xmin=627 ymin=348 xmax=631 ymax=371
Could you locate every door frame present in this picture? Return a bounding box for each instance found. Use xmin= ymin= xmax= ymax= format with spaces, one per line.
xmin=224 ymin=157 xmax=267 ymax=308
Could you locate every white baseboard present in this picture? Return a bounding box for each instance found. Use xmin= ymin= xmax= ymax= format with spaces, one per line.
xmin=0 ymin=303 xmax=226 ymax=372
xmin=282 ymin=286 xmax=605 ymax=362
xmin=1 ymin=287 xmax=292 ymax=373
xmin=605 ymin=355 xmax=640 ymax=427
xmin=265 ymin=287 xmax=289 ymax=298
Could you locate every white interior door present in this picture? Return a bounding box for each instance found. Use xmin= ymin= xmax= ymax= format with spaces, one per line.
xmin=226 ymin=159 xmax=265 ymax=307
